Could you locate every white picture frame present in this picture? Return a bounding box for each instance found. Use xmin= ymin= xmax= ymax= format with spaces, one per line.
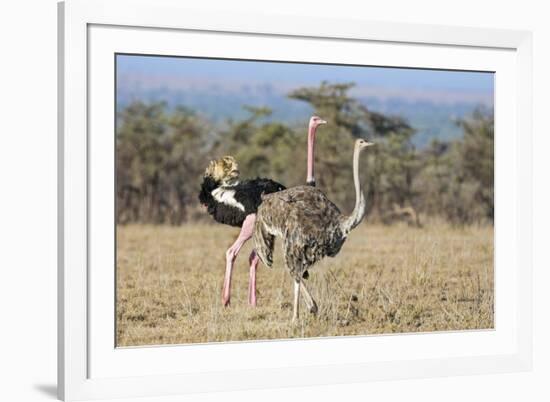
xmin=58 ymin=0 xmax=533 ymax=400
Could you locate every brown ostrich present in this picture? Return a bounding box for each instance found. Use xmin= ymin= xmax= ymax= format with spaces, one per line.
xmin=253 ymin=138 xmax=374 ymax=320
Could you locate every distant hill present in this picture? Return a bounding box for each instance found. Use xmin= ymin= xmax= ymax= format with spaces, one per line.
xmin=360 ymin=97 xmax=484 ymax=148
xmin=116 ymin=81 xmax=492 ymax=148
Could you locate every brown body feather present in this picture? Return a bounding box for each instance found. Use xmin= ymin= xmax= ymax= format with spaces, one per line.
xmin=254 ymin=186 xmax=346 ymax=280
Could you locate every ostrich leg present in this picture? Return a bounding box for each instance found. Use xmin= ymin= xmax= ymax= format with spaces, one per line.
xmin=248 ymin=251 xmax=260 ymax=306
xmin=292 ymin=279 xmax=301 ymax=321
xmin=300 ymin=281 xmax=318 ymax=314
xmin=222 ymin=214 xmax=256 ymax=306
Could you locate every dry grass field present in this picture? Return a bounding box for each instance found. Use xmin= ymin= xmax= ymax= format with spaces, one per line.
xmin=116 ymin=223 xmax=494 ymax=347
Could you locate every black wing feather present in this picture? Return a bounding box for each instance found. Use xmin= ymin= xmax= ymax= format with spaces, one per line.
xmin=233 ymin=178 xmax=285 ymax=214
xmin=198 ymin=176 xmax=285 ymax=227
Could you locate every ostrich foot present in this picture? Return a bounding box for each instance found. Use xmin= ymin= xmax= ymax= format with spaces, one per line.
xmin=309 ymin=302 xmax=318 ymax=315
xmin=299 ymin=281 xmax=317 ymax=315
xmin=221 ymin=294 xmax=231 ymax=307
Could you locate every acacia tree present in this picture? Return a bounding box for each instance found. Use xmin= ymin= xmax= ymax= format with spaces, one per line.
xmin=289 ymin=82 xmax=418 ymax=219
xmin=457 ymin=109 xmax=494 ymax=221
xmin=116 ymin=101 xmax=210 ymax=224
xmin=215 ymin=106 xmax=301 ymax=186
xmin=162 ymin=106 xmax=212 ymax=223
xmin=412 ymin=109 xmax=494 ymax=224
xmin=116 ymin=101 xmax=167 ymax=223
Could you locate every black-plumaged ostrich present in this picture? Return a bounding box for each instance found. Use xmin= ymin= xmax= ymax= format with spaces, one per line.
xmin=198 ymin=116 xmax=327 ymax=306
xmin=253 ymin=138 xmax=374 ymax=320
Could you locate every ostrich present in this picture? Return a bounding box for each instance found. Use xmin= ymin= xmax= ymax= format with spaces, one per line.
xmin=253 ymin=138 xmax=374 ymax=321
xmin=198 ymin=116 xmax=327 ymax=307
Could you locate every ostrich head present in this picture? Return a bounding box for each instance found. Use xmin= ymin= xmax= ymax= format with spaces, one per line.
xmin=356 ymin=138 xmax=375 ymax=150
xmin=309 ymin=116 xmax=327 ymax=129
xmin=204 ymin=155 xmax=240 ymax=186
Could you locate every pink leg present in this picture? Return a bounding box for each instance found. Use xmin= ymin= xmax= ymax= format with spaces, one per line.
xmin=222 ymin=214 xmax=256 ymax=306
xmin=248 ymin=251 xmax=260 ymax=306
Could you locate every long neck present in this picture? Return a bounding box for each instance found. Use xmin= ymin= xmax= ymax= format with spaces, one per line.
xmin=341 ymin=146 xmax=366 ymax=235
xmin=306 ymin=124 xmax=316 ymax=185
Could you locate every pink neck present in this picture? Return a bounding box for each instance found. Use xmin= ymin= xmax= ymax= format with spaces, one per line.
xmin=306 ymin=124 xmax=316 ymax=184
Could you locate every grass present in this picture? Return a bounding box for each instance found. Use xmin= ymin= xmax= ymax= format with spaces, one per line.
xmin=116 ymin=223 xmax=494 ymax=347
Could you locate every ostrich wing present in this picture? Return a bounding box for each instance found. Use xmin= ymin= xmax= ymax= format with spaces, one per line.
xmin=255 ymin=186 xmax=346 ymax=272
xmin=279 ymin=187 xmax=345 ymax=260
xmin=233 ymin=178 xmax=285 ymax=213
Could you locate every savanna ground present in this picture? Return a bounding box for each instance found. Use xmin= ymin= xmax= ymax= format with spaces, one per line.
xmin=116 ymin=223 xmax=494 ymax=347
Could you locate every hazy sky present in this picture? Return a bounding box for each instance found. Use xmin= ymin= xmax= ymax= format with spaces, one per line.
xmin=117 ymin=54 xmax=494 ymax=101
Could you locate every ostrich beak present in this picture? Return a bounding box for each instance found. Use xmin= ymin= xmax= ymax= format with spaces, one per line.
xmin=358 ymin=140 xmax=375 ymax=148
xmin=319 ymin=119 xmax=327 ymax=125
